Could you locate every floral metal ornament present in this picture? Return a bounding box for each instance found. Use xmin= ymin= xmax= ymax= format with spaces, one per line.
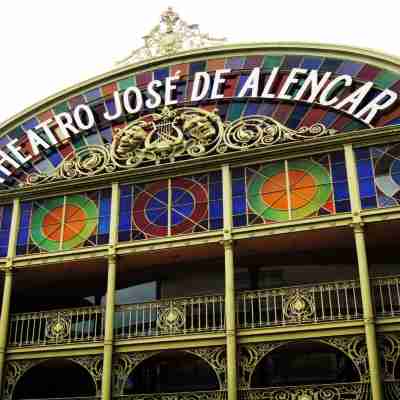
xmin=45 ymin=313 xmax=72 ymax=342
xmin=157 ymin=302 xmax=186 ymax=333
xmin=117 ymin=7 xmax=226 ymax=66
xmin=25 ymin=107 xmax=335 ymax=186
xmin=245 ymin=383 xmax=370 ymax=400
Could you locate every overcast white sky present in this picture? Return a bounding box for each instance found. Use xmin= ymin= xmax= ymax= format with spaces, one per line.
xmin=1 ymin=0 xmax=399 ymax=124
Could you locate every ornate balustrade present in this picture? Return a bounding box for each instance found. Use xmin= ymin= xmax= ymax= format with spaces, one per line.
xmin=8 ymin=275 xmax=400 ymax=347
xmin=372 ymin=276 xmax=400 ymax=317
xmin=8 ymin=306 xmax=105 ymax=347
xmin=114 ymin=294 xmax=225 ymax=339
xmin=239 ymin=382 xmax=370 ymax=400
xmin=114 ymin=391 xmax=227 ymax=400
xmin=19 ymin=398 xmax=99 ymax=400
xmin=237 ymin=280 xmax=363 ymax=329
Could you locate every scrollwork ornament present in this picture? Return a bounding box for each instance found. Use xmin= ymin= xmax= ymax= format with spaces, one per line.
xmin=23 ymin=106 xmax=335 ymax=187
xmin=239 ymin=342 xmax=283 ymax=388
xmin=245 ymin=382 xmax=368 ymax=400
xmin=187 ymin=346 xmax=227 ymax=388
xmin=113 ymin=351 xmax=159 ymax=395
xmin=321 ymin=336 xmax=368 ymax=380
xmin=379 ymin=334 xmax=400 ymax=380
xmin=3 ymin=360 xmax=39 ymax=400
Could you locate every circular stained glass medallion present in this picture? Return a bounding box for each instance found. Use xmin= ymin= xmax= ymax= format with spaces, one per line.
xmin=248 ymin=160 xmax=331 ymax=222
xmin=31 ymin=195 xmax=98 ymax=251
xmin=133 ymin=178 xmax=208 ymax=237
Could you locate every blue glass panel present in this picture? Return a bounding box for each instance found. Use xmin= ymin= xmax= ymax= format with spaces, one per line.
xmin=301 ymin=57 xmax=323 ymax=70
xmin=330 ymin=151 xmax=345 ymax=164
xmin=99 ymin=197 xmax=111 ymax=216
xmin=154 ymin=68 xmax=169 ymax=81
xmin=233 ymin=215 xmax=247 ymax=227
xmin=356 ymin=159 xmax=373 ymax=179
xmin=100 ymin=127 xmax=113 ymax=143
xmin=333 ymin=182 xmax=350 ymax=201
xmin=120 ymin=184 xmax=132 ymax=197
xmin=235 ymin=74 xmax=250 ymax=96
xmin=119 ymin=212 xmax=132 ymax=230
xmin=232 ymin=179 xmax=246 ymax=196
xmin=331 ymin=163 xmax=348 ymax=181
xmin=320 ymin=58 xmax=343 ymax=72
xmin=209 ymin=183 xmax=223 ymax=200
xmin=281 ymin=55 xmax=303 ymax=70
xmin=210 ymin=218 xmax=223 ymax=229
xmin=359 ymin=178 xmax=376 ymax=197
xmin=354 ymin=148 xmax=371 ymax=160
xmin=321 ymin=112 xmax=338 ymax=127
xmin=361 ymin=197 xmax=377 ymax=209
xmin=336 ymin=61 xmax=363 ymax=76
xmin=22 ymin=118 xmax=39 ymax=130
xmin=335 ymin=200 xmax=351 ymax=212
xmin=84 ymin=88 xmax=102 ymax=102
xmin=153 ymin=212 xmax=169 ymax=226
xmin=233 ymin=196 xmax=246 ymax=214
xmin=244 ymin=102 xmax=259 ymax=115
xmin=189 ymin=61 xmax=206 ymax=75
xmin=286 ymin=104 xmax=309 ymax=128
xmin=120 ymin=196 xmax=132 ymax=212
xmin=17 ymin=228 xmax=29 ymax=245
xmin=2 ymin=206 xmax=12 ymax=228
xmin=209 ymin=200 xmax=223 ymax=219
xmin=98 ymin=216 xmax=110 ymax=235
xmin=48 ymin=150 xmax=63 ymax=166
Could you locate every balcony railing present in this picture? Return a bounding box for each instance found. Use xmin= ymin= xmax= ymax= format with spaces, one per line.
xmin=114 ymin=294 xmax=225 ymax=339
xmin=8 ymin=275 xmax=400 ymax=347
xmin=240 ymin=382 xmax=370 ymax=400
xmin=9 ymin=306 xmax=105 ymax=347
xmin=115 ymin=391 xmax=226 ymax=400
xmin=237 ymin=279 xmax=363 ymax=328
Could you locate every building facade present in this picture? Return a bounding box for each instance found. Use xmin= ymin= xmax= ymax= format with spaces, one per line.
xmin=1 ymin=9 xmax=400 ymax=400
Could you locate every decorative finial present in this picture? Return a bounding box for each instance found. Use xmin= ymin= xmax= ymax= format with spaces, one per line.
xmin=117 ymin=7 xmax=227 ymax=66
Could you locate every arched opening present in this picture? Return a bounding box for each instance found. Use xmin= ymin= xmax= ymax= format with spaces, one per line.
xmin=251 ymin=341 xmax=359 ymax=388
xmin=13 ymin=359 xmax=96 ymax=399
xmin=125 ymin=351 xmax=219 ymax=393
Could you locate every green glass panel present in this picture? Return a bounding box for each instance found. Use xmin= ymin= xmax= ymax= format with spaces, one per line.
xmin=73 ymin=136 xmax=86 ymax=149
xmin=263 ymin=56 xmax=283 ymax=71
xmin=118 ymin=76 xmax=135 ymax=90
xmin=227 ymin=102 xmax=246 ymax=121
xmin=374 ymin=71 xmax=400 ymax=89
xmin=343 ymin=120 xmax=366 ymax=131
xmin=53 ymin=102 xmax=69 ymax=114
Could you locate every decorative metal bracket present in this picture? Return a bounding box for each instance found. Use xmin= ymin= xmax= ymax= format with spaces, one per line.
xmin=25 ymin=106 xmax=335 ymax=187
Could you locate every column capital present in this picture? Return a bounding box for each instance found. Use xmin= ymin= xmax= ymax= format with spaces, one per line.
xmin=1 ymin=258 xmax=14 ymax=273
xmin=350 ymin=221 xmax=365 ymax=233
xmin=220 ymin=237 xmax=234 ymax=248
xmin=107 ymin=246 xmax=117 ymax=263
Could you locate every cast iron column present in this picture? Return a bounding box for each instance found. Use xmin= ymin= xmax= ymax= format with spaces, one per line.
xmin=101 ymin=183 xmax=119 ymax=400
xmin=222 ymin=164 xmax=238 ymax=400
xmin=0 ymin=198 xmax=20 ymax=394
xmin=344 ymin=144 xmax=383 ymax=400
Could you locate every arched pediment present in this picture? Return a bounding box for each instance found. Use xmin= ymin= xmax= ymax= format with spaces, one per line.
xmin=2 ymin=43 xmax=400 ymax=189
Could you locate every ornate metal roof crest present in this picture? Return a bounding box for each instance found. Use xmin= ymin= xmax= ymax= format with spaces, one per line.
xmin=24 ymin=107 xmax=335 ymax=186
xmin=117 ymin=7 xmax=227 ymax=66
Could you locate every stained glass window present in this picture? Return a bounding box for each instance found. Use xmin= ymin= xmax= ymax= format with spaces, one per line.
xmin=355 ymin=143 xmax=400 ymax=209
xmin=16 ymin=189 xmax=111 ymax=255
xmin=118 ymin=172 xmax=223 ymax=242
xmin=0 ymin=205 xmax=13 ymax=257
xmin=232 ymin=151 xmax=350 ymax=227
